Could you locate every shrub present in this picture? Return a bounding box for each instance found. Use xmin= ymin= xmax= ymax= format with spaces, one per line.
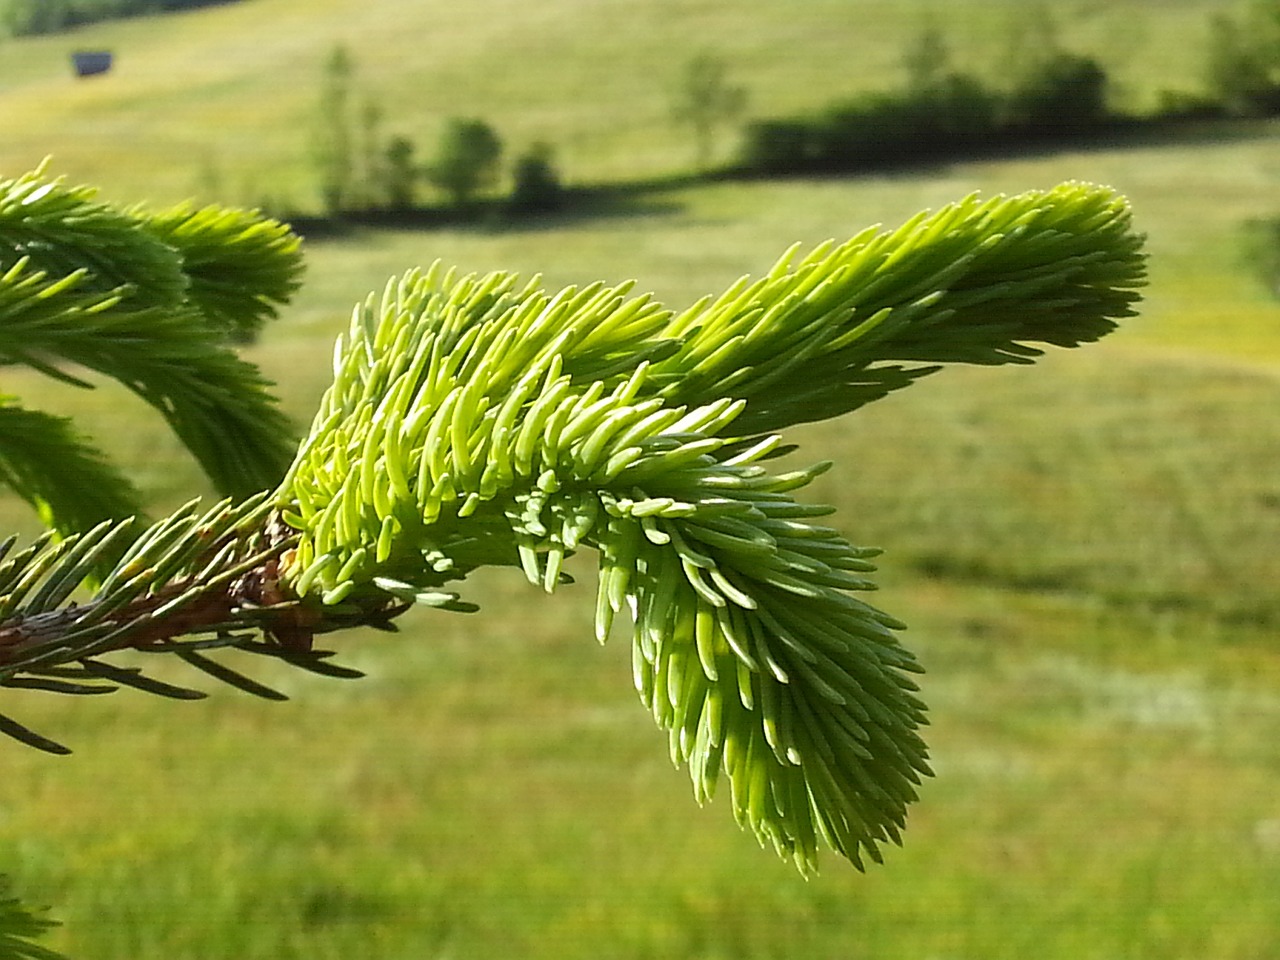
xmin=311 ymin=45 xmax=356 ymax=216
xmin=380 ymin=135 xmax=419 ymax=211
xmin=508 ymin=142 xmax=564 ymax=214
xmin=1005 ymin=53 xmax=1111 ymax=133
xmin=739 ymin=120 xmax=818 ymax=176
xmin=671 ymin=53 xmax=748 ymax=171
xmin=740 ymin=73 xmax=1000 ymax=176
xmin=818 ymin=75 xmax=999 ymax=166
xmin=1242 ymin=216 xmax=1280 ymax=297
xmin=1204 ymin=2 xmax=1280 ymax=116
xmin=734 ymin=9 xmax=1120 ymax=177
xmin=425 ymin=118 xmax=503 ymax=208
xmin=1154 ymin=90 xmax=1228 ymax=122
xmin=2 ymin=0 xmax=241 ymax=35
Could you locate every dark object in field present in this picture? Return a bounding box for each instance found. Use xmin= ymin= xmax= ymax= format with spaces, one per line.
xmin=71 ymin=51 xmax=113 ymax=78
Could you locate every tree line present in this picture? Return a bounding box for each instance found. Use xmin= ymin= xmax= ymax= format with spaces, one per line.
xmin=740 ymin=1 xmax=1280 ymax=178
xmin=305 ymin=45 xmax=564 ymax=222
xmin=296 ymin=2 xmax=1280 ymax=222
xmin=1 ymin=0 xmax=240 ymax=35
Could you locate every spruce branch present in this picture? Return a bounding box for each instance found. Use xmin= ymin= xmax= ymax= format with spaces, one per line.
xmin=0 ymin=874 xmax=62 ymax=960
xmin=0 ymin=401 xmax=143 ymax=540
xmin=0 ymin=496 xmax=371 ymax=754
xmin=139 ymin=201 xmax=304 ymax=343
xmin=0 ymin=165 xmax=303 ymax=532
xmin=0 ymin=165 xmax=187 ymax=307
xmin=0 ymin=181 xmax=1146 ymax=874
xmin=649 ymin=181 xmax=1146 ymax=431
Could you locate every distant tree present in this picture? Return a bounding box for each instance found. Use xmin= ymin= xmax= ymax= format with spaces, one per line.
xmin=311 ymin=44 xmax=356 ymax=215
xmin=1242 ymin=216 xmax=1280 ymax=297
xmin=2 ymin=0 xmax=71 ymax=35
xmin=1006 ymin=53 xmax=1111 ymax=132
xmin=381 ymin=135 xmax=419 ymax=211
xmin=358 ymin=98 xmax=386 ymax=209
xmin=426 ymin=118 xmax=502 ymax=208
xmin=901 ymin=23 xmax=951 ymax=96
xmin=998 ymin=3 xmax=1063 ymax=99
xmin=508 ymin=141 xmax=564 ymax=214
xmin=308 ymin=47 xmax=395 ymax=213
xmin=2 ymin=0 xmax=242 ymax=34
xmin=672 ymin=53 xmax=748 ymax=171
xmin=1206 ymin=14 xmax=1265 ymax=114
xmin=897 ymin=23 xmax=999 ymax=151
xmin=1205 ymin=1 xmax=1280 ymax=114
xmin=1245 ymin=0 xmax=1280 ymax=62
xmin=996 ymin=5 xmax=1110 ymax=132
xmin=162 ymin=0 xmax=242 ymax=9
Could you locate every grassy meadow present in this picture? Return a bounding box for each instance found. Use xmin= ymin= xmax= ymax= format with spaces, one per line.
xmin=4 ymin=1 xmax=1280 ymax=957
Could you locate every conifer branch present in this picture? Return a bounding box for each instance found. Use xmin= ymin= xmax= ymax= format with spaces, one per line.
xmin=0 ymin=177 xmax=1147 ymax=872
xmin=0 ymin=403 xmax=143 ymax=539
xmin=139 ymin=201 xmax=305 ymax=343
xmin=0 ymin=874 xmax=61 ymax=960
xmin=0 ymin=165 xmax=304 ymax=532
xmin=650 ymin=182 xmax=1146 ymax=431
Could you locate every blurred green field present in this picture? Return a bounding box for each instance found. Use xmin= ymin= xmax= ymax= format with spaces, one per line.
xmin=0 ymin=0 xmax=1248 ymax=208
xmin=4 ymin=1 xmax=1280 ymax=958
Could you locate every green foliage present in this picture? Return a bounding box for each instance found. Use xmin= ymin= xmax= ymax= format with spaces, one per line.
xmin=1242 ymin=215 xmax=1280 ymax=297
xmin=508 ymin=142 xmax=564 ymax=214
xmin=0 ymin=403 xmax=143 ymax=543
xmin=998 ymin=2 xmax=1066 ymax=97
xmin=1205 ymin=0 xmax=1280 ymax=114
xmin=1 ymin=0 xmax=72 ymax=36
xmin=743 ymin=76 xmax=1002 ymax=174
xmin=0 ymin=495 xmax=368 ymax=752
xmin=738 ymin=120 xmax=816 ymax=177
xmin=0 ymin=165 xmax=302 ymax=536
xmin=379 ymin=136 xmax=419 ymax=211
xmin=426 ymin=118 xmax=503 ymax=208
xmin=141 ymin=202 xmax=304 ymax=344
xmin=1005 ymin=54 xmax=1110 ymax=132
xmin=740 ymin=46 xmax=1108 ymax=176
xmin=652 ymin=185 xmax=1142 ymax=430
xmin=672 ymin=54 xmax=748 ymax=171
xmin=0 ymin=173 xmax=1145 ymax=875
xmin=304 ymin=45 xmax=557 ymax=218
xmin=739 ymin=6 xmax=1115 ymax=177
xmin=0 ymin=0 xmax=239 ymax=35
xmin=0 ymin=876 xmax=61 ymax=960
xmin=312 ymin=45 xmax=357 ymax=216
xmin=308 ymin=47 xmax=416 ymax=215
xmin=357 ymin=99 xmax=386 ymax=211
xmin=276 ymin=181 xmax=1144 ymax=871
xmin=901 ymin=24 xmax=951 ymax=95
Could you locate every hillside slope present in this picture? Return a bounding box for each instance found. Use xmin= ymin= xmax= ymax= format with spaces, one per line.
xmin=0 ymin=0 xmax=1236 ymax=208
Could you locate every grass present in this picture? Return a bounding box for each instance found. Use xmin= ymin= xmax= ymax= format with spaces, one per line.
xmin=4 ymin=1 xmax=1280 ymax=956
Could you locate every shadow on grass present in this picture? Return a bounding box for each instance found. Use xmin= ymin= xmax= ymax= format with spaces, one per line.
xmin=723 ymin=114 xmax=1280 ymax=183
xmin=909 ymin=551 xmax=1280 ymax=633
xmin=285 ymin=173 xmax=703 ymax=241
